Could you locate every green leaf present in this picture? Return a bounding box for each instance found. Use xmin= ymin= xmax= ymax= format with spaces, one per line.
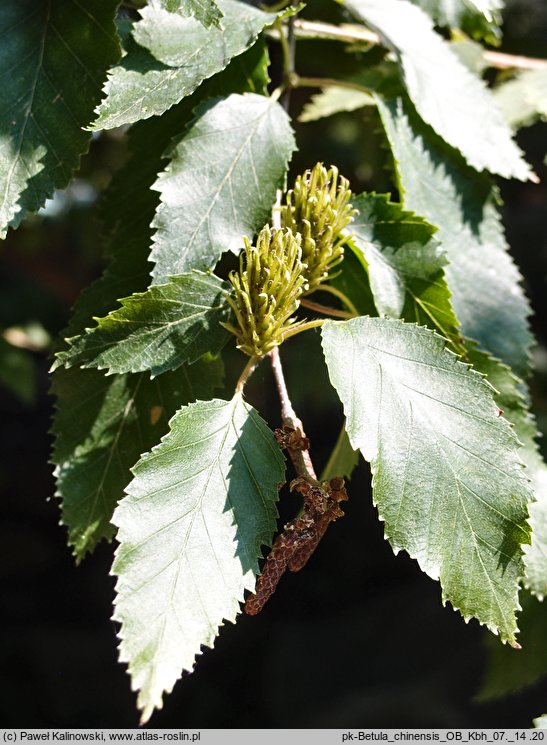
xmin=299 ymin=88 xmax=375 ymax=123
xmin=0 ymin=0 xmax=120 ymax=235
xmin=112 ymin=394 xmax=285 ymax=722
xmin=328 ymin=245 xmax=378 ymax=318
xmin=463 ymin=345 xmax=547 ymax=602
xmin=322 ymin=316 xmax=531 ymax=643
xmin=494 ymin=69 xmax=547 ymax=130
xmin=155 ymin=0 xmax=224 ymax=29
xmin=377 ymin=95 xmax=533 ymax=378
xmin=91 ymin=0 xmax=275 ymax=129
xmin=51 ymin=356 xmax=224 ymax=560
xmin=63 ymin=41 xmax=270 ymax=341
xmin=409 ymin=0 xmax=503 ymax=44
xmin=150 ymin=93 xmax=295 ymax=282
xmin=346 ymin=0 xmax=533 ymax=180
xmin=55 ymin=272 xmax=231 ymax=378
xmin=478 ymin=592 xmax=547 ymax=701
xmin=0 ymin=337 xmax=36 ymax=404
xmin=525 ymin=490 xmax=547 ymax=600
xmin=52 ymin=44 xmax=269 ymax=561
xmin=349 ymin=193 xmax=462 ymax=351
xmin=320 ymin=425 xmax=359 ymax=482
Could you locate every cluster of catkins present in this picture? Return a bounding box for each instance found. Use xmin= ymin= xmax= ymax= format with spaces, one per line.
xmin=223 ymin=164 xmax=355 ymax=357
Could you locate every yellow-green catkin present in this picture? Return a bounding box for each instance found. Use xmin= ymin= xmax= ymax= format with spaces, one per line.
xmin=223 ymin=225 xmax=308 ymax=357
xmin=281 ymin=163 xmax=356 ymax=294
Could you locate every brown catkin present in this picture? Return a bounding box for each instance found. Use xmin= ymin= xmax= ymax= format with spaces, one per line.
xmin=244 ymin=476 xmax=348 ymax=614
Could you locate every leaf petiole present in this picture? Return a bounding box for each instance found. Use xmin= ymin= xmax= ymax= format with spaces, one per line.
xmin=300 ymin=298 xmax=354 ymax=319
xmin=282 ymin=318 xmax=325 ymax=342
xmin=235 ymin=355 xmax=262 ymax=393
xmin=316 ymin=284 xmax=360 ymax=316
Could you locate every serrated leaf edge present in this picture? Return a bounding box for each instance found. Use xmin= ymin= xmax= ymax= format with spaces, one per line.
xmin=321 ymin=316 xmax=532 ymax=643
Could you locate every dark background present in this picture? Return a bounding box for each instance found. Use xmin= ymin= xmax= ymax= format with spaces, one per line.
xmin=1 ymin=0 xmax=547 ymax=728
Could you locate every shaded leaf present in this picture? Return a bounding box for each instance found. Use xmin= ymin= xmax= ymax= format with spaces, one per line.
xmin=494 ymin=69 xmax=547 ymax=130
xmin=478 ymin=592 xmax=547 ymax=701
xmin=150 ymin=92 xmax=295 ymax=282
xmin=463 ymin=345 xmax=547 ymax=601
xmin=113 ymin=395 xmax=285 ymax=721
xmin=0 ymin=337 xmax=36 ymax=404
xmin=51 ymin=357 xmax=223 ymax=560
xmin=55 ymin=272 xmax=231 ymax=378
xmin=321 ymin=425 xmax=359 ymax=482
xmin=52 ymin=44 xmax=269 ymax=560
xmin=409 ymin=0 xmax=503 ymax=44
xmin=299 ymin=87 xmax=374 ymax=123
xmin=328 ymin=244 xmax=378 ymax=318
xmin=377 ymin=95 xmax=533 ymax=378
xmin=525 ymin=492 xmax=547 ymax=600
xmin=65 ymin=41 xmax=271 ymax=341
xmin=347 ymin=0 xmax=533 ymax=180
xmin=322 ymin=316 xmax=531 ymax=643
xmin=0 ymin=0 xmax=120 ymax=235
xmin=153 ymin=0 xmax=223 ymax=29
xmin=349 ymin=193 xmax=462 ymax=351
xmin=92 ymin=0 xmax=275 ymax=129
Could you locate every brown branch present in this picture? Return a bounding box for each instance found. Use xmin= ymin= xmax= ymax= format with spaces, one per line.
xmin=268 ymin=346 xmax=317 ymax=480
xmin=286 ymin=19 xmax=547 ymax=71
xmin=244 ymin=348 xmax=350 ymax=616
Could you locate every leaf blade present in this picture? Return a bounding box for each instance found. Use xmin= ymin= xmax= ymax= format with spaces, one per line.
xmin=377 ymin=95 xmax=533 ymax=378
xmin=92 ymin=0 xmax=275 ymax=129
xmin=113 ymin=394 xmax=285 ymax=721
xmin=55 ymin=272 xmax=231 ymax=377
xmin=0 ymin=0 xmax=120 ymax=234
xmin=150 ymin=92 xmax=295 ymax=281
xmin=349 ymin=192 xmax=462 ymax=352
xmin=322 ymin=316 xmax=531 ymax=642
xmin=51 ymin=357 xmax=224 ymax=560
xmin=347 ymin=0 xmax=533 ymax=179
xmin=409 ymin=0 xmax=504 ymax=44
xmin=154 ymin=0 xmax=224 ymax=29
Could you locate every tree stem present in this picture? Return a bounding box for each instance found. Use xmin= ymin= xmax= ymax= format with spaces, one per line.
xmin=269 ymin=347 xmax=317 ymax=480
xmin=279 ymin=4 xmax=298 ymax=112
xmin=274 ymin=19 xmax=547 ymax=71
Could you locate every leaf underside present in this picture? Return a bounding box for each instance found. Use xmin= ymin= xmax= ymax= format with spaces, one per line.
xmin=0 ymin=0 xmax=120 ymax=235
xmin=298 ymin=87 xmax=375 ymax=123
xmin=409 ymin=0 xmax=503 ymax=44
xmin=113 ymin=395 xmax=285 ymax=722
xmin=347 ymin=0 xmax=532 ymax=180
xmin=150 ymin=92 xmax=295 ymax=282
xmin=494 ymin=69 xmax=547 ymax=130
xmin=377 ymin=95 xmax=533 ymax=379
xmin=322 ymin=316 xmax=531 ymax=643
